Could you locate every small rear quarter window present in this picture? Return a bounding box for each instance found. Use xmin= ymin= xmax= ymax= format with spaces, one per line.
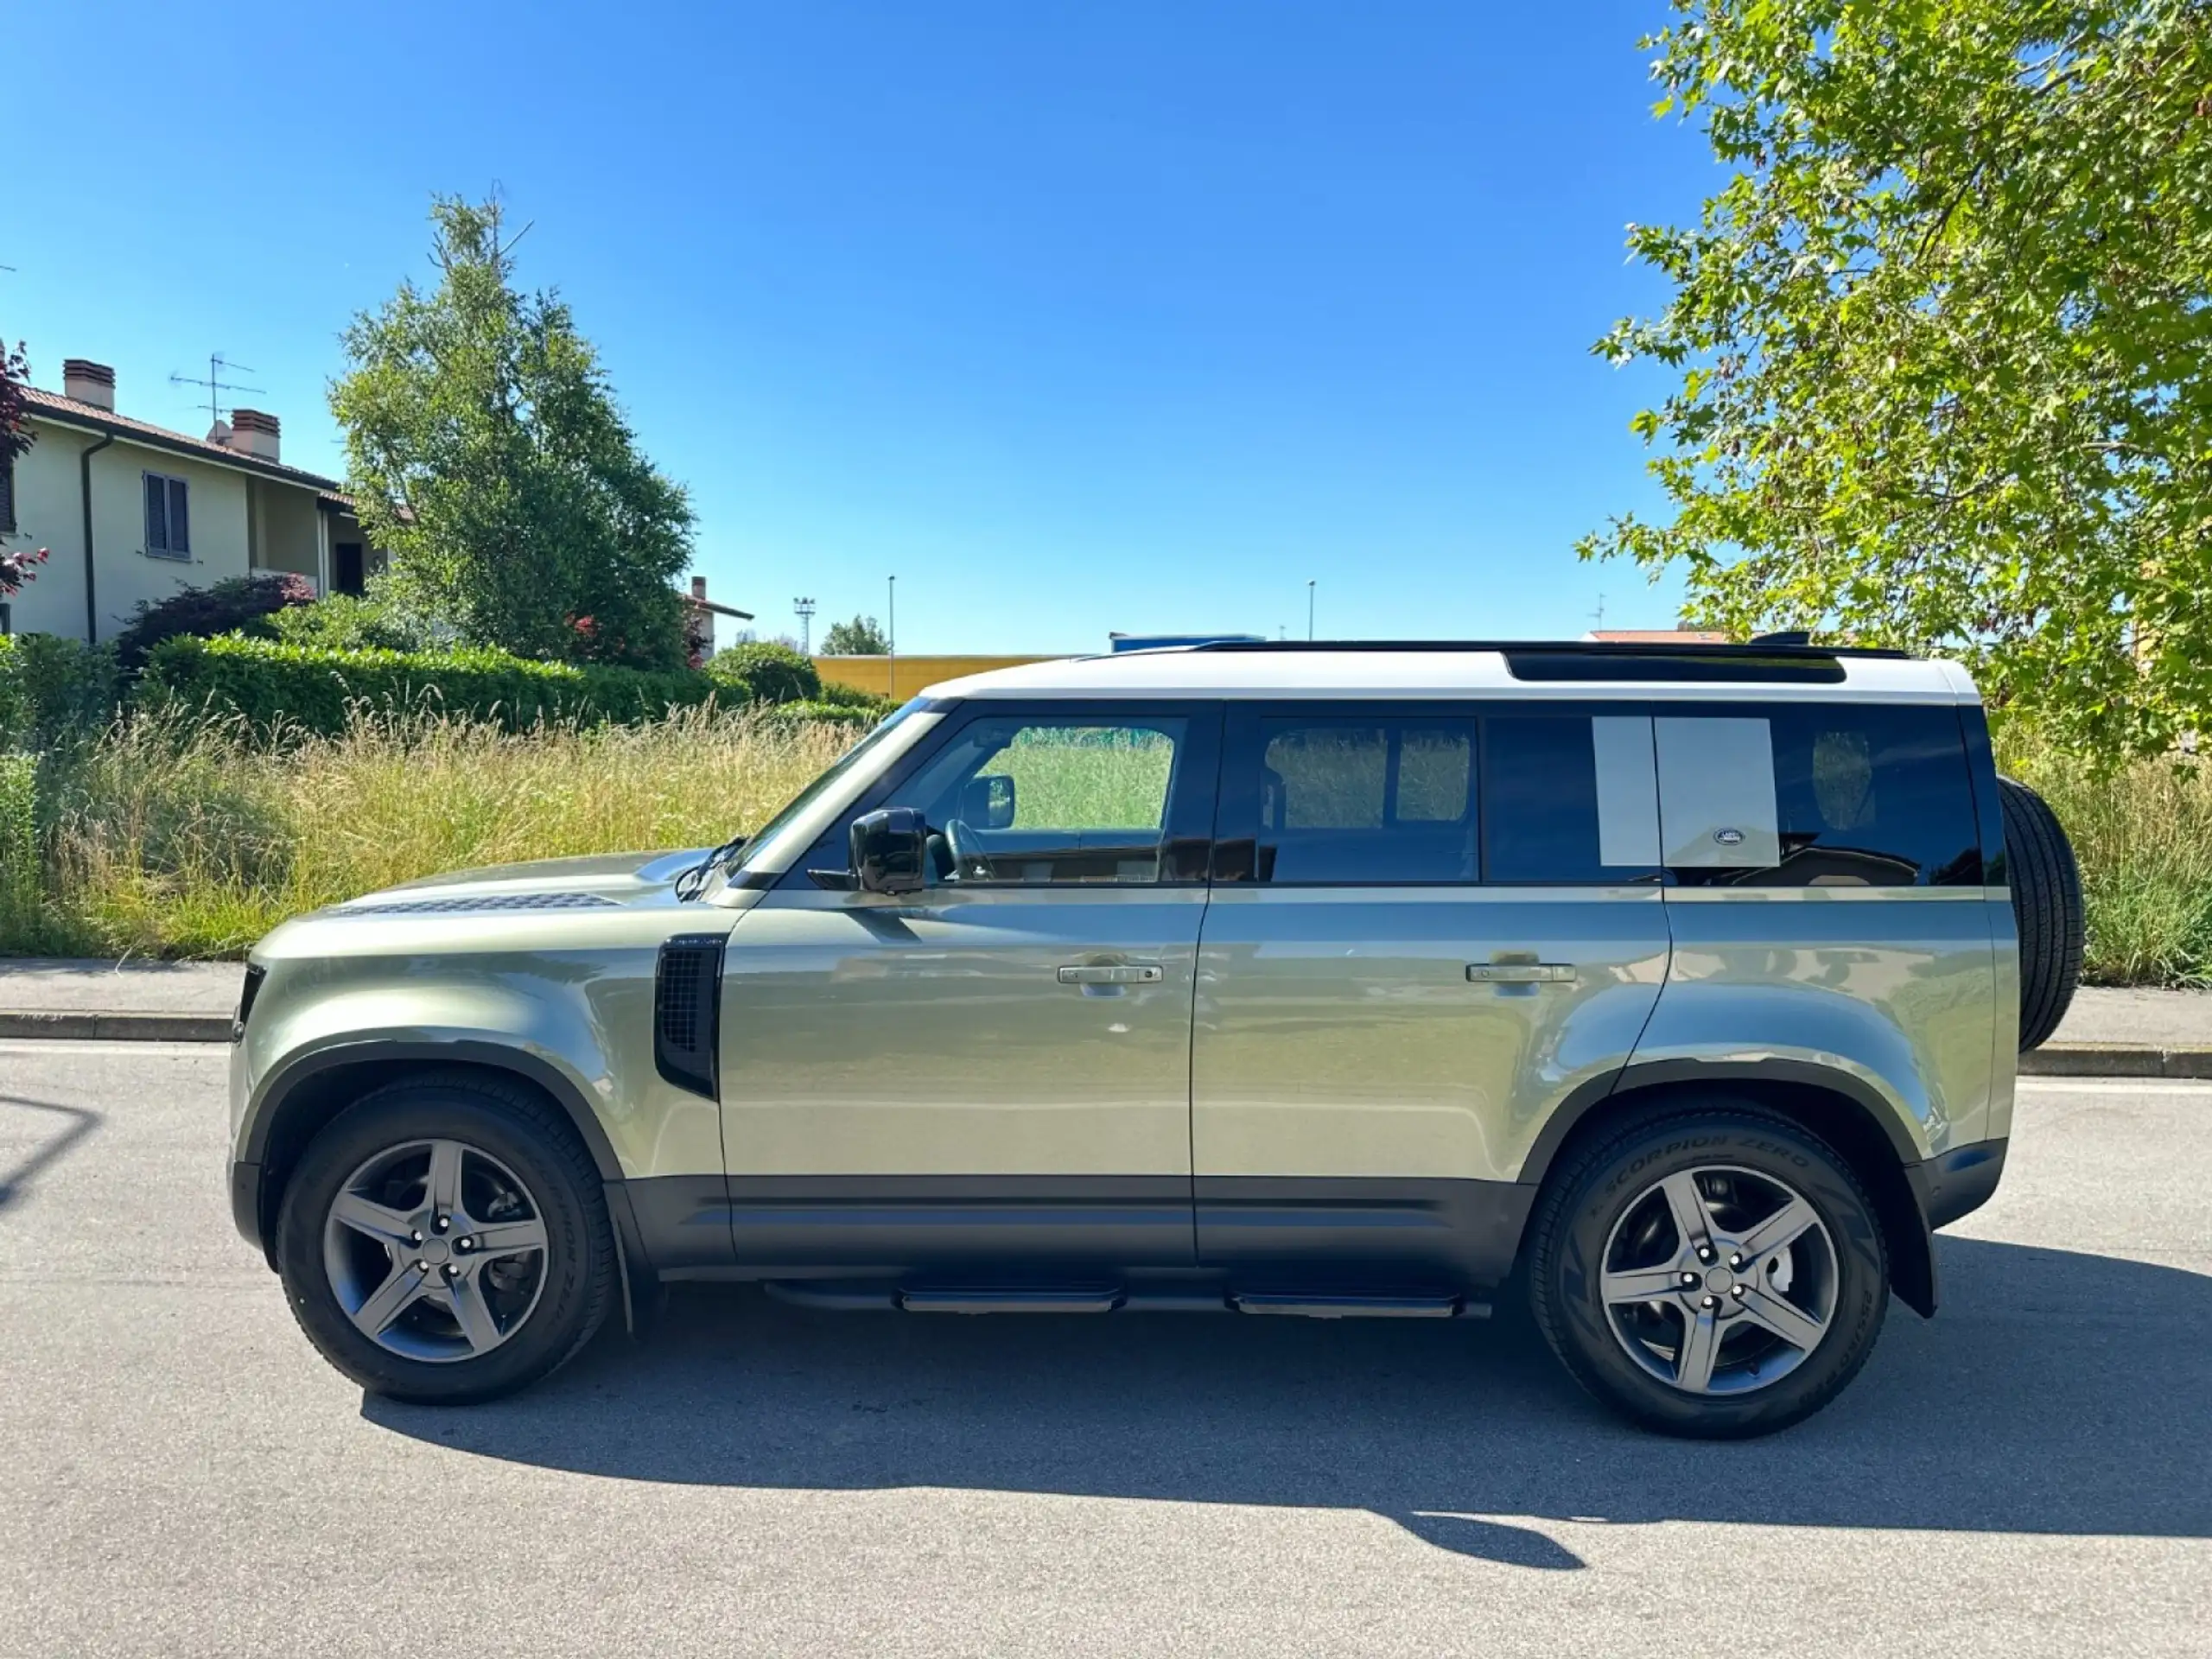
xmin=1657 ymin=704 xmax=1980 ymax=887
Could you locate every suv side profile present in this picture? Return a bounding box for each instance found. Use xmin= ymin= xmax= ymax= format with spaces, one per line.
xmin=227 ymin=640 xmax=2082 ymax=1438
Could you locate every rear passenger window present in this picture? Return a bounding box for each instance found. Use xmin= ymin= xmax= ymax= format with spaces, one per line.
xmin=1483 ymin=715 xmax=1656 ymax=883
xmin=1655 ymin=705 xmax=1980 ymax=886
xmin=1257 ymin=718 xmax=1478 ymax=883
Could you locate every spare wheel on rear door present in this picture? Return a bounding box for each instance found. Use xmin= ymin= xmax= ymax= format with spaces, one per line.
xmin=1997 ymin=777 xmax=2084 ymax=1052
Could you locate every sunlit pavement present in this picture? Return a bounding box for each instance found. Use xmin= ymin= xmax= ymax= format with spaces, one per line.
xmin=2 ymin=1043 xmax=2206 ymax=1657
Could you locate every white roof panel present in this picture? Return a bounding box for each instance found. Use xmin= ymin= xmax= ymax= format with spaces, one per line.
xmin=921 ymin=648 xmax=1978 ymax=704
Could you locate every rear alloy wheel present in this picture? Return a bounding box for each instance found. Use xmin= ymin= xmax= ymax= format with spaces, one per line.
xmin=276 ymin=1077 xmax=613 ymax=1403
xmin=1598 ymin=1166 xmax=1839 ymax=1396
xmin=1530 ymin=1108 xmax=1889 ymax=1438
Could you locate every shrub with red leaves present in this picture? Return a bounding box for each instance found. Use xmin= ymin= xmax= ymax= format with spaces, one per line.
xmin=112 ymin=572 xmax=319 ymax=673
xmin=0 ymin=338 xmax=31 ymax=472
xmin=0 ymin=544 xmax=46 ymax=601
xmin=2 ymin=339 xmax=41 ymax=602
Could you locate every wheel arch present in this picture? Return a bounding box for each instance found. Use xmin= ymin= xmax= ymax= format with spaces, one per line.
xmin=1522 ymin=1061 xmax=1937 ymax=1318
xmin=239 ymin=1041 xmax=626 ymax=1269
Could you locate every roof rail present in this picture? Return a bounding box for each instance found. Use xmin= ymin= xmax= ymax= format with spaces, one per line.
xmin=1180 ymin=639 xmax=1912 ymax=660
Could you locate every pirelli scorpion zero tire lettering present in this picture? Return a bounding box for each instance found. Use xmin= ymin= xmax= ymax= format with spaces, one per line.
xmin=274 ymin=1074 xmax=615 ymax=1404
xmin=1529 ymin=1106 xmax=1889 ymax=1440
xmin=1999 ymin=775 xmax=2085 ymax=1053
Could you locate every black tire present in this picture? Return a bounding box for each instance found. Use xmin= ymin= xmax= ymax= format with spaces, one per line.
xmin=1999 ymin=776 xmax=2084 ymax=1052
xmin=1528 ymin=1105 xmax=1889 ymax=1439
xmin=275 ymin=1073 xmax=615 ymax=1404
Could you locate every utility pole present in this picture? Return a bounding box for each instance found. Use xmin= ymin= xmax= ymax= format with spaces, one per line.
xmin=792 ymin=596 xmax=816 ymax=655
xmin=1307 ymin=580 xmax=1316 ymax=641
xmin=887 ymin=575 xmax=897 ymax=701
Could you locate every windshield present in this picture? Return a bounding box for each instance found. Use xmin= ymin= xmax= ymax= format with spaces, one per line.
xmin=726 ymin=700 xmax=937 ymax=880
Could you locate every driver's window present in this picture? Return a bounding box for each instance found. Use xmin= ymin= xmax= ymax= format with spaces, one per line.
xmin=891 ymin=715 xmax=1186 ymax=885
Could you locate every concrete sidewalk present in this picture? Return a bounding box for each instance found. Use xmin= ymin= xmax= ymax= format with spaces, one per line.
xmin=0 ymin=958 xmax=245 ymax=1041
xmin=0 ymin=955 xmax=2205 ymax=1071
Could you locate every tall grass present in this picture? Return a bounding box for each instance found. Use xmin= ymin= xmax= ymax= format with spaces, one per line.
xmin=18 ymin=706 xmax=849 ymax=958
xmin=1998 ymin=728 xmax=2212 ymax=987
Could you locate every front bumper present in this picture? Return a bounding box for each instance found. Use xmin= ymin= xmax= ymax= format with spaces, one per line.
xmin=230 ymin=1160 xmax=268 ymax=1259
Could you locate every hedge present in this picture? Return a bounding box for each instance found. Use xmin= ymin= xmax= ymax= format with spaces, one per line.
xmin=143 ymin=634 xmax=725 ymax=734
xmin=705 ymin=641 xmax=820 ymax=705
xmin=0 ymin=632 xmax=122 ymax=748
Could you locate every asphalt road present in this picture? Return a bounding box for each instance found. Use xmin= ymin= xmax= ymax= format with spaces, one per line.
xmin=2 ymin=1043 xmax=2207 ymax=1657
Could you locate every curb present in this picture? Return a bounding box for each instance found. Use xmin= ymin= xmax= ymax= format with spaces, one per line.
xmin=0 ymin=1011 xmax=235 ymax=1043
xmin=2020 ymin=1043 xmax=2212 ymax=1080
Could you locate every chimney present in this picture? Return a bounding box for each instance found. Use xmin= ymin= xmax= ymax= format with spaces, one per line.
xmin=63 ymin=359 xmax=116 ymax=411
xmin=228 ymin=408 xmax=282 ymax=462
xmin=691 ymin=576 xmax=708 ymax=601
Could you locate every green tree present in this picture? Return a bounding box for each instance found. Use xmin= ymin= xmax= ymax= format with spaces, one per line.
xmin=820 ymin=613 xmax=891 ymax=654
xmin=331 ymin=196 xmax=696 ymax=669
xmin=1583 ymin=1 xmax=2212 ymax=754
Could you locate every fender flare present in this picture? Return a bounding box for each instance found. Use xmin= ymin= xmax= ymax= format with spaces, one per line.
xmin=1519 ymin=1056 xmax=1940 ymax=1318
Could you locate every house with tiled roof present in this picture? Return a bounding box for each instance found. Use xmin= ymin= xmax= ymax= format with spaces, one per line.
xmin=0 ymin=358 xmax=383 ymax=640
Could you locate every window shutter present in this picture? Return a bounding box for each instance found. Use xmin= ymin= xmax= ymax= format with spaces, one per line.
xmin=0 ymin=455 xmax=15 ymax=534
xmin=144 ymin=474 xmax=168 ymax=551
xmin=168 ymin=477 xmax=190 ymax=555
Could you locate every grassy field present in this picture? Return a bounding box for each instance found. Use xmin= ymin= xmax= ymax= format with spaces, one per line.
xmin=1996 ymin=728 xmax=2212 ymax=988
xmin=2 ymin=708 xmax=2206 ymax=984
xmin=2 ymin=707 xmax=849 ymax=959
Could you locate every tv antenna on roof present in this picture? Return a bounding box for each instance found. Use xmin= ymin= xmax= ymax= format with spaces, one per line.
xmin=169 ymin=353 xmax=263 ymax=429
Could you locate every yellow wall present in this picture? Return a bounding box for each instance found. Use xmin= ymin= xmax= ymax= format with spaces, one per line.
xmin=812 ymin=654 xmax=1063 ymax=698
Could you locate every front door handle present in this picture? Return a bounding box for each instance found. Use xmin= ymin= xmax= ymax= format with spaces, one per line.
xmin=1466 ymin=963 xmax=1576 ymax=984
xmin=1058 ymin=963 xmax=1163 ymax=985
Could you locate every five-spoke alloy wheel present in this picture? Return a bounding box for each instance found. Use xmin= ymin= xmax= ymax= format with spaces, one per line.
xmin=1529 ymin=1104 xmax=1889 ymax=1438
xmin=322 ymin=1138 xmax=551 ymax=1363
xmin=1598 ymin=1166 xmax=1838 ymax=1396
xmin=276 ymin=1076 xmax=614 ymax=1404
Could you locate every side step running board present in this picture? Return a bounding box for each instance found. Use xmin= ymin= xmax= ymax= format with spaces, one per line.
xmin=899 ymin=1287 xmax=1122 ymax=1314
xmin=1232 ymin=1293 xmax=1481 ymax=1319
xmin=760 ymin=1282 xmax=1491 ymax=1319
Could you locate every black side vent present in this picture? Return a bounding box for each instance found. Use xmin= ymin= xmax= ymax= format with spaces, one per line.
xmin=232 ymin=964 xmax=267 ymax=1043
xmin=655 ymin=933 xmax=726 ymax=1099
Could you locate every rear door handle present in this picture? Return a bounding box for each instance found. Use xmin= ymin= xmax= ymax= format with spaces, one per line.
xmin=1466 ymin=963 xmax=1576 ymax=984
xmin=1058 ymin=963 xmax=1163 ymax=985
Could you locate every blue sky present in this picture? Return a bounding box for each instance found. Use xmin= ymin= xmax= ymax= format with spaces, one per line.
xmin=5 ymin=2 xmax=1713 ymax=652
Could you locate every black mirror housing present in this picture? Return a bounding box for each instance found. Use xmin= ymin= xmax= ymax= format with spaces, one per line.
xmin=849 ymin=807 xmax=929 ymax=894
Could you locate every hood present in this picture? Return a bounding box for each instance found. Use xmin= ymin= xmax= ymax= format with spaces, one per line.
xmin=342 ymin=847 xmax=712 ymax=909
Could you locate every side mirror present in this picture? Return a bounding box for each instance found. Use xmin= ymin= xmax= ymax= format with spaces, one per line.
xmin=959 ymin=773 xmax=1017 ymax=831
xmin=849 ymin=807 xmax=929 ymax=895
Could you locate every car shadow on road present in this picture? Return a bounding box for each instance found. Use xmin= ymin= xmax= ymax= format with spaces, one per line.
xmin=0 ymin=1095 xmax=103 ymax=1211
xmin=365 ymin=1236 xmax=2212 ymax=1568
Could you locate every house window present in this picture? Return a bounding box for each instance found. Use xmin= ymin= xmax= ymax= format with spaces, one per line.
xmin=0 ymin=452 xmax=16 ymax=534
xmin=143 ymin=472 xmax=191 ymax=559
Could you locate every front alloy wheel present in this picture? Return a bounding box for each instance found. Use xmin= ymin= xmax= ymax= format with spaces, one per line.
xmin=276 ymin=1077 xmax=614 ymax=1404
xmin=322 ymin=1138 xmax=550 ymax=1363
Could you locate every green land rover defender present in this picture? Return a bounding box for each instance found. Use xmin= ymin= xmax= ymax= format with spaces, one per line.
xmin=226 ymin=639 xmax=2082 ymax=1437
